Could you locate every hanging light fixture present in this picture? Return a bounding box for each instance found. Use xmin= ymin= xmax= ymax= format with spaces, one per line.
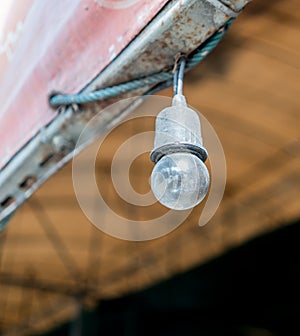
xmin=150 ymin=57 xmax=210 ymax=210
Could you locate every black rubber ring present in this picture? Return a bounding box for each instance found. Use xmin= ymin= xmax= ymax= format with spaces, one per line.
xmin=150 ymin=143 xmax=208 ymax=164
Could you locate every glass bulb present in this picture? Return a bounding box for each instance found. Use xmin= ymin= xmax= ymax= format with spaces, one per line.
xmin=151 ymin=152 xmax=210 ymax=210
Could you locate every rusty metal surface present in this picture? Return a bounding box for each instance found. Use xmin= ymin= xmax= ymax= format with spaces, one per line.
xmin=85 ymin=0 xmax=233 ymax=91
xmin=0 ymin=0 xmax=252 ymax=223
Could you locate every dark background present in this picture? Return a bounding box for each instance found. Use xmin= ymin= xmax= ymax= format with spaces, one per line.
xmin=43 ymin=219 xmax=300 ymax=336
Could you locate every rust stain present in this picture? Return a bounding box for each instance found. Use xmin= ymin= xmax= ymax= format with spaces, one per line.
xmin=0 ymin=196 xmax=16 ymax=208
xmin=165 ymin=31 xmax=172 ymax=40
xmin=206 ymin=30 xmax=213 ymax=38
xmin=39 ymin=152 xmax=56 ymax=167
xmin=19 ymin=175 xmax=37 ymax=190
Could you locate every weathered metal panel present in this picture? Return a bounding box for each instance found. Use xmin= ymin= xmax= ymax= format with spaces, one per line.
xmin=0 ymin=0 xmax=168 ymax=170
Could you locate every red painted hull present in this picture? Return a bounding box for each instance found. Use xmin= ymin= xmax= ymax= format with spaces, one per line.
xmin=0 ymin=0 xmax=167 ymax=169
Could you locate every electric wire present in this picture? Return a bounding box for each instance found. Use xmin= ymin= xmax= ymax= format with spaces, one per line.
xmin=173 ymin=64 xmax=179 ymax=95
xmin=177 ymin=57 xmax=186 ymax=96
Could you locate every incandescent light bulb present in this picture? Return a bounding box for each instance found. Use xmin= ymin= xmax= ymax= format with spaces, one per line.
xmin=150 ymin=94 xmax=210 ymax=210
